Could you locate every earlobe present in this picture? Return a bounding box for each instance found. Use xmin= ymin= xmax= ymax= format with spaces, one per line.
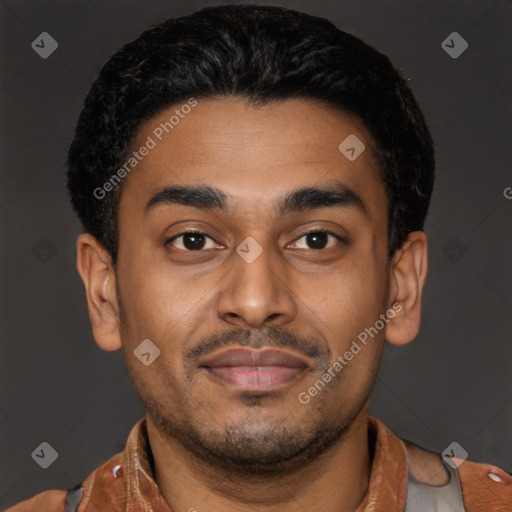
xmin=384 ymin=231 xmax=428 ymax=346
xmin=76 ymin=233 xmax=122 ymax=351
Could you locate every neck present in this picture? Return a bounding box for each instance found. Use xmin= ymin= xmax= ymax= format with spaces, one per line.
xmin=147 ymin=409 xmax=372 ymax=512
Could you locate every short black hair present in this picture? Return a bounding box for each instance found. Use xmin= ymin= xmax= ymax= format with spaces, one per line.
xmin=67 ymin=4 xmax=435 ymax=264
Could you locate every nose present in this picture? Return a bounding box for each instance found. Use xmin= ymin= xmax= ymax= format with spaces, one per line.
xmin=217 ymin=241 xmax=297 ymax=329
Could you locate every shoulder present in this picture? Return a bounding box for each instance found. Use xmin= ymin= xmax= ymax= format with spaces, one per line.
xmin=5 ymin=452 xmax=124 ymax=512
xmin=4 ymin=490 xmax=67 ymax=512
xmin=456 ymin=457 xmax=512 ymax=511
xmin=4 ymin=419 xmax=145 ymax=512
xmin=402 ymin=439 xmax=512 ymax=511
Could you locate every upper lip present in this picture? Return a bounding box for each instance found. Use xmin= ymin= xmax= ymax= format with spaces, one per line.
xmin=198 ymin=348 xmax=310 ymax=368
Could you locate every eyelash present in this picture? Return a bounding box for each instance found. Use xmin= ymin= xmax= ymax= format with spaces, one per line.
xmin=166 ymin=231 xmax=220 ymax=251
xmin=166 ymin=229 xmax=346 ymax=251
xmin=286 ymin=229 xmax=346 ymax=251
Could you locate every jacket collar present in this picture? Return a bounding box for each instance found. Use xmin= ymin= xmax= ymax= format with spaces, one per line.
xmin=85 ymin=415 xmax=407 ymax=511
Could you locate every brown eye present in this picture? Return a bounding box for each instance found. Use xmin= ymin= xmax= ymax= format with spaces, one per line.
xmin=289 ymin=230 xmax=342 ymax=250
xmin=167 ymin=232 xmax=219 ymax=251
xmin=182 ymin=233 xmax=206 ymax=250
xmin=305 ymin=232 xmax=329 ymax=249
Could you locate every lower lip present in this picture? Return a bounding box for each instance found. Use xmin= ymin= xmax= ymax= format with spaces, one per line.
xmin=204 ymin=366 xmax=306 ymax=390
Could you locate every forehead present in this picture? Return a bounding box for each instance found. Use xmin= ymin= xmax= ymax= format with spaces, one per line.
xmin=121 ymin=97 xmax=385 ymax=221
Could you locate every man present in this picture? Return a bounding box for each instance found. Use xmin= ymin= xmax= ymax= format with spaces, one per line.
xmin=8 ymin=4 xmax=511 ymax=511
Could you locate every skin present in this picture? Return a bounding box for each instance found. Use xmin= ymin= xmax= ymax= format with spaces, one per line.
xmin=76 ymin=98 xmax=428 ymax=511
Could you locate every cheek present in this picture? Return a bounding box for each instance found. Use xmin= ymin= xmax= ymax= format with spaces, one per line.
xmin=312 ymin=263 xmax=388 ymax=385
xmin=321 ymin=262 xmax=386 ymax=326
xmin=116 ymin=258 xmax=223 ymax=383
xmin=116 ymin=256 xmax=186 ymax=333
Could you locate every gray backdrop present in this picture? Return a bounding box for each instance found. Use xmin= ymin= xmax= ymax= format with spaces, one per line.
xmin=1 ymin=0 xmax=511 ymax=507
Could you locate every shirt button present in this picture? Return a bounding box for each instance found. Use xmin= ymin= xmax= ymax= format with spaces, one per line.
xmin=112 ymin=464 xmax=123 ymax=479
xmin=487 ymin=472 xmax=503 ymax=483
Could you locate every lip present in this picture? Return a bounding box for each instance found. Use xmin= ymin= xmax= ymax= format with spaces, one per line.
xmin=198 ymin=348 xmax=310 ymax=391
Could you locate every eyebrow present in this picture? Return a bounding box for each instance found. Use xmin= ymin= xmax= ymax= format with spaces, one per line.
xmin=146 ymin=185 xmax=228 ymax=212
xmin=145 ymin=180 xmax=367 ymax=216
xmin=280 ymin=181 xmax=367 ymax=216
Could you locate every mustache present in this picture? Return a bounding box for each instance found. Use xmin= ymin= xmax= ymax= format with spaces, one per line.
xmin=184 ymin=326 xmax=331 ymax=371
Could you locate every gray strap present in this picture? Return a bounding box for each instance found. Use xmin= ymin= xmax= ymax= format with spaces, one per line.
xmin=64 ymin=485 xmax=83 ymax=512
xmin=405 ymin=456 xmax=466 ymax=511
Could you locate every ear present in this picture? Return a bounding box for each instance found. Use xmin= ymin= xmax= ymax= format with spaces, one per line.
xmin=384 ymin=231 xmax=428 ymax=346
xmin=76 ymin=233 xmax=122 ymax=351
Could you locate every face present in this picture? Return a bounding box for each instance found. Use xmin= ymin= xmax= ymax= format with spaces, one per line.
xmin=114 ymin=98 xmax=391 ymax=474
